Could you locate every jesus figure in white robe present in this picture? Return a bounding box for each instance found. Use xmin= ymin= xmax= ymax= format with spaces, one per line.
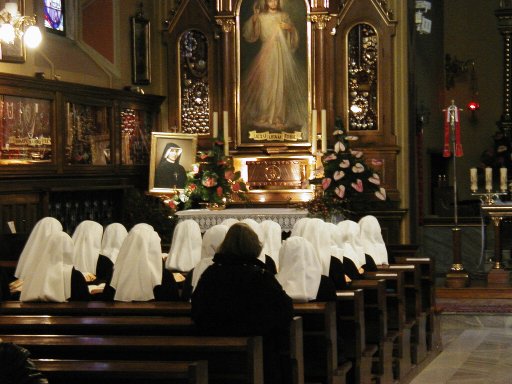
xmin=241 ymin=0 xmax=307 ymax=138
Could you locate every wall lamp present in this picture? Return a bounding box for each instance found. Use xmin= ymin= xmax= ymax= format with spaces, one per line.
xmin=0 ymin=1 xmax=42 ymax=49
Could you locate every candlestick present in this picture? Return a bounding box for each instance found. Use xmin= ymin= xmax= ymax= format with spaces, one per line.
xmin=470 ymin=167 xmax=477 ymax=192
xmin=500 ymin=167 xmax=508 ymax=192
xmin=321 ymin=109 xmax=327 ymax=152
xmin=485 ymin=167 xmax=493 ymax=192
xmin=223 ymin=111 xmax=229 ymax=156
xmin=311 ymin=109 xmax=317 ymax=154
xmin=212 ymin=111 xmax=218 ymax=138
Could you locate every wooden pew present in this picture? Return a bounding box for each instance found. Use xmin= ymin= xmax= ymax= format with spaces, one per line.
xmin=393 ymin=256 xmax=441 ymax=353
xmin=293 ymin=301 xmax=352 ymax=384
xmin=349 ymin=279 xmax=393 ymax=384
xmin=364 ymin=270 xmax=412 ymax=381
xmin=33 ymin=359 xmax=209 ymax=384
xmin=385 ymin=263 xmax=427 ymax=364
xmin=0 ymin=310 xmax=304 ymax=384
xmin=336 ymin=289 xmax=377 ymax=384
xmin=0 ymin=334 xmax=264 ymax=384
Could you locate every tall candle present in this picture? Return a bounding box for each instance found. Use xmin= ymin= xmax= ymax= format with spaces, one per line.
xmin=212 ymin=111 xmax=218 ymax=138
xmin=223 ymin=111 xmax=229 ymax=156
xmin=321 ymin=109 xmax=327 ymax=153
xmin=500 ymin=167 xmax=508 ymax=192
xmin=485 ymin=167 xmax=493 ymax=192
xmin=470 ymin=167 xmax=477 ymax=192
xmin=311 ymin=109 xmax=317 ymax=154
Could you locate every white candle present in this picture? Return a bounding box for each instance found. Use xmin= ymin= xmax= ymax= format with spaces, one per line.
xmin=311 ymin=109 xmax=317 ymax=154
xmin=500 ymin=167 xmax=508 ymax=192
xmin=321 ymin=109 xmax=327 ymax=152
xmin=212 ymin=111 xmax=218 ymax=138
xmin=223 ymin=111 xmax=229 ymax=156
xmin=485 ymin=167 xmax=493 ymax=192
xmin=470 ymin=167 xmax=477 ymax=192
xmin=34 ymin=103 xmax=38 ymax=113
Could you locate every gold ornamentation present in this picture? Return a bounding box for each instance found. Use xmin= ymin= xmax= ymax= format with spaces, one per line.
xmin=310 ymin=14 xmax=331 ymax=30
xmin=216 ymin=18 xmax=235 ymax=33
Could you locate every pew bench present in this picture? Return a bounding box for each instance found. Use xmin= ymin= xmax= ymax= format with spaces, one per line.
xmin=33 ymin=359 xmax=209 ymax=384
xmin=336 ymin=289 xmax=377 ymax=384
xmin=293 ymin=301 xmax=352 ymax=384
xmin=349 ymin=279 xmax=393 ymax=384
xmin=0 ymin=334 xmax=264 ymax=384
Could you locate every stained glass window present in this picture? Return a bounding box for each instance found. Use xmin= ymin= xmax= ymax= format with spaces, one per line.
xmin=43 ymin=0 xmax=65 ymax=35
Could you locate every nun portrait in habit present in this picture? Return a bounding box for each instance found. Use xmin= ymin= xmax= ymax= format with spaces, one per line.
xmin=154 ymin=142 xmax=187 ymax=189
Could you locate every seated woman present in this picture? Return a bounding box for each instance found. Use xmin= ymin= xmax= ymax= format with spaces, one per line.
xmin=302 ymin=218 xmax=351 ymax=290
xmin=101 ymin=226 xmax=179 ymax=302
xmin=277 ymin=236 xmax=336 ymax=302
xmin=180 ymin=224 xmax=229 ymax=302
xmin=240 ymin=218 xmax=277 ymax=274
xmin=191 ymin=222 xmax=293 ymax=384
xmin=13 ymin=217 xmax=63 ymax=293
xmin=0 ymin=342 xmax=48 ymax=384
xmin=72 ymin=220 xmax=104 ymax=281
xmin=358 ymin=215 xmax=389 ymax=267
xmin=95 ymin=223 xmax=128 ymax=284
xmin=337 ymin=220 xmax=377 ymax=277
xmin=20 ymin=232 xmax=90 ymax=302
xmin=260 ymin=220 xmax=282 ymax=272
xmin=165 ymin=219 xmax=202 ymax=273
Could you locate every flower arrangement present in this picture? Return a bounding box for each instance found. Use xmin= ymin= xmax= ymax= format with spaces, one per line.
xmin=162 ymin=138 xmax=247 ymax=213
xmin=300 ymin=116 xmax=387 ymax=220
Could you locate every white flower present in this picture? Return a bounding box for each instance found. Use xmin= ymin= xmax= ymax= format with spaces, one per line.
xmin=333 ymin=170 xmax=345 ymax=180
xmin=334 ymin=141 xmax=346 ymax=153
xmin=352 ymin=163 xmax=365 ymax=173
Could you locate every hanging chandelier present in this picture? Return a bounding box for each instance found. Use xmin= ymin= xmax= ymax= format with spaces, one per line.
xmin=0 ymin=2 xmax=42 ymax=48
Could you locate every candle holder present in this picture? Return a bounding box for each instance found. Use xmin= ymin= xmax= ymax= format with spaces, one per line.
xmin=471 ymin=191 xmax=507 ymax=205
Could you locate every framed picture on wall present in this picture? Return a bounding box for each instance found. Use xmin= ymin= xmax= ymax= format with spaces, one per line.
xmin=237 ymin=0 xmax=309 ymax=147
xmin=0 ymin=0 xmax=26 ymax=63
xmin=43 ymin=0 xmax=65 ymax=36
xmin=148 ymin=132 xmax=197 ymax=193
xmin=131 ymin=6 xmax=151 ymax=85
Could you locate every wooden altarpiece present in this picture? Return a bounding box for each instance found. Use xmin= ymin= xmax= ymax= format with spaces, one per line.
xmin=164 ymin=0 xmax=401 ymax=214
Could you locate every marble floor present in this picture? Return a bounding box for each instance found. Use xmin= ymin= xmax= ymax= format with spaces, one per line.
xmin=410 ymin=314 xmax=512 ymax=384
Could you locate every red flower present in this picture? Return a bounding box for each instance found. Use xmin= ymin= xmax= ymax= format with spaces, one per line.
xmin=216 ymin=186 xmax=223 ymax=196
xmin=232 ymin=182 xmax=241 ymax=192
xmin=168 ymin=200 xmax=176 ymax=209
xmin=188 ymin=183 xmax=197 ymax=192
xmin=199 ymin=153 xmax=209 ymax=160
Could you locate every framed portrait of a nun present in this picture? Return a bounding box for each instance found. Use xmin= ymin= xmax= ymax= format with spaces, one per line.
xmin=148 ymin=132 xmax=197 ymax=193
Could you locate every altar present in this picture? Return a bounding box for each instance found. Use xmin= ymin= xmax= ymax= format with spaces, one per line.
xmin=175 ymin=208 xmax=309 ymax=233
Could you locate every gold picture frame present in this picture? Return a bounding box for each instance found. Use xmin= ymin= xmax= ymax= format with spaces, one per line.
xmin=148 ymin=132 xmax=198 ymax=193
xmin=237 ymin=0 xmax=311 ymax=148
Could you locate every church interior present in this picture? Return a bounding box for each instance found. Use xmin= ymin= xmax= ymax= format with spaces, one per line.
xmin=1 ymin=0 xmax=512 ymax=383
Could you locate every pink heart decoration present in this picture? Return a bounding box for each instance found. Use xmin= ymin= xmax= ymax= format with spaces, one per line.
xmin=340 ymin=160 xmax=350 ymax=168
xmin=352 ymin=163 xmax=365 ymax=173
xmin=375 ymin=187 xmax=386 ymax=200
xmin=351 ymin=179 xmax=363 ymax=192
xmin=368 ymin=173 xmax=380 ymax=185
xmin=346 ymin=135 xmax=358 ymax=141
xmin=334 ymin=142 xmax=346 ymax=153
xmin=324 ymin=154 xmax=336 ymax=161
xmin=322 ymin=178 xmax=332 ymax=190
xmin=333 ymin=170 xmax=345 ymax=181
xmin=371 ymin=158 xmax=383 ymax=166
xmin=335 ymin=185 xmax=345 ymax=198
xmin=350 ymin=150 xmax=363 ymax=158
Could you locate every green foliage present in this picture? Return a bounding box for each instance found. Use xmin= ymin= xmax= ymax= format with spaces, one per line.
xmin=301 ymin=116 xmax=386 ymax=219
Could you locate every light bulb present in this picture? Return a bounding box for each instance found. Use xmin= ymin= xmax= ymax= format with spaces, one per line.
xmin=350 ymin=104 xmax=362 ymax=114
xmin=24 ymin=25 xmax=42 ymax=48
xmin=0 ymin=23 xmax=15 ymax=44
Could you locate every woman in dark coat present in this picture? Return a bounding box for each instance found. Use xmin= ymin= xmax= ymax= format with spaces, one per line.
xmin=191 ymin=222 xmax=294 ymax=383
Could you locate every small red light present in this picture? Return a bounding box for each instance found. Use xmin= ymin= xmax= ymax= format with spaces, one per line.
xmin=467 ymin=101 xmax=480 ymax=111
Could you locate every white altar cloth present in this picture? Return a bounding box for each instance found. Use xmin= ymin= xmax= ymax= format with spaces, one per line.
xmin=175 ymin=208 xmax=308 ymax=232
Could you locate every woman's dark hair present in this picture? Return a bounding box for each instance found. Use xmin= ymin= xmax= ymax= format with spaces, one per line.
xmin=217 ymin=223 xmax=262 ymax=261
